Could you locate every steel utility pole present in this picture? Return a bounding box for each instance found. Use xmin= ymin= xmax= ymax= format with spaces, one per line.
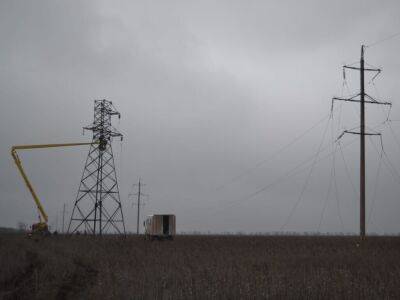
xmin=360 ymin=46 xmax=366 ymax=237
xmin=333 ymin=45 xmax=391 ymax=238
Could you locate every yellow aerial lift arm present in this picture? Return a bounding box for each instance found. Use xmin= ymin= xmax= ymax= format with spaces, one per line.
xmin=11 ymin=142 xmax=98 ymax=225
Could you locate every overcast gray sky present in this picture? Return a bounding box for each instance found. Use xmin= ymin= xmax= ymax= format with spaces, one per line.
xmin=1 ymin=0 xmax=400 ymax=234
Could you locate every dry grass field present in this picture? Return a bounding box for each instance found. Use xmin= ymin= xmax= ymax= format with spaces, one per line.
xmin=0 ymin=234 xmax=399 ymax=299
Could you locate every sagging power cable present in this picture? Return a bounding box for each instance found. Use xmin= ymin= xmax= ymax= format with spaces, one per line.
xmin=214 ymin=113 xmax=333 ymax=191
xmin=366 ymin=31 xmax=400 ymax=48
xmin=280 ymin=115 xmax=332 ymax=231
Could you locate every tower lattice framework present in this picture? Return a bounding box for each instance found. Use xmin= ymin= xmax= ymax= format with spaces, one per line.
xmin=68 ymin=99 xmax=126 ymax=235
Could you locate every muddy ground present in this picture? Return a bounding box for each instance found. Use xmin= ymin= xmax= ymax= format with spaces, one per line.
xmin=0 ymin=234 xmax=399 ymax=299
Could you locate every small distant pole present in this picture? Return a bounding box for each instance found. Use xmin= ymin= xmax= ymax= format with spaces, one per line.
xmin=62 ymin=203 xmax=66 ymax=234
xmin=129 ymin=179 xmax=148 ymax=235
xmin=55 ymin=214 xmax=59 ymax=232
xmin=136 ymin=179 xmax=141 ymax=235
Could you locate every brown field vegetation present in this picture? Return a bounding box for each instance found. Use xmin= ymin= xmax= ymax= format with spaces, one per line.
xmin=0 ymin=234 xmax=399 ymax=299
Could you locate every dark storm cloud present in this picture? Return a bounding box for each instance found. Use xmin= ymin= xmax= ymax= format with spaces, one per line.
xmin=1 ymin=0 xmax=400 ymax=234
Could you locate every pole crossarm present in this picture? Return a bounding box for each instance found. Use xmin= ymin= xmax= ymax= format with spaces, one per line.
xmin=344 ymin=65 xmax=381 ymax=72
xmin=336 ymin=130 xmax=381 ymax=142
xmin=332 ymin=96 xmax=391 ymax=106
xmin=365 ymin=94 xmax=392 ymax=106
xmin=345 ymin=130 xmax=381 ymax=136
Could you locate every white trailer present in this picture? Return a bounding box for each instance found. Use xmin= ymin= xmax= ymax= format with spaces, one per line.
xmin=144 ymin=214 xmax=176 ymax=240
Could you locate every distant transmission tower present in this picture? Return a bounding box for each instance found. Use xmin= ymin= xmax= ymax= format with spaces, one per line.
xmin=68 ymin=100 xmax=126 ymax=235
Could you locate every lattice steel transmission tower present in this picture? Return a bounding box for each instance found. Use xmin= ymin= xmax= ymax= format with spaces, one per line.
xmin=68 ymin=100 xmax=126 ymax=235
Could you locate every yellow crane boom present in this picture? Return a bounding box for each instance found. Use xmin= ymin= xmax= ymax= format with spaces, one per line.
xmin=11 ymin=142 xmax=97 ymax=227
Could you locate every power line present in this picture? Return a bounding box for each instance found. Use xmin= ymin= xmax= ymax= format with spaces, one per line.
xmin=338 ymin=142 xmax=358 ymax=201
xmin=182 ymin=122 xmax=386 ymax=229
xmin=179 ymin=115 xmax=386 ymax=230
xmin=367 ymin=142 xmax=383 ymax=227
xmin=336 ymin=74 xmax=359 ymax=207
xmin=331 ymin=98 xmax=345 ymax=232
xmin=280 ymin=116 xmax=331 ymax=231
xmin=370 ymin=135 xmax=400 ymax=185
xmin=214 ymin=113 xmax=333 ymax=191
xmin=317 ymin=160 xmax=333 ymax=232
xmin=366 ymin=31 xmax=400 ymax=48
xmin=332 ymin=143 xmax=345 ymax=232
xmin=317 ymin=119 xmax=337 ymax=232
xmin=387 ymin=121 xmax=400 ymax=155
